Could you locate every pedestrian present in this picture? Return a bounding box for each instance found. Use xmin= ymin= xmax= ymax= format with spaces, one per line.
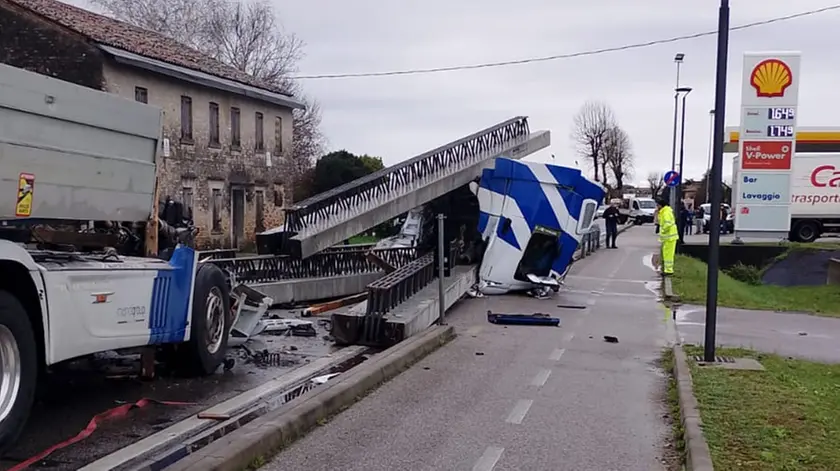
xmin=680 ymin=204 xmax=692 ymax=237
xmin=719 ymin=204 xmax=728 ymax=235
xmin=685 ymin=205 xmax=694 ymax=236
xmin=602 ymin=200 xmax=620 ymax=248
xmin=694 ymin=206 xmax=704 ymax=234
xmin=656 ymin=198 xmax=678 ymax=276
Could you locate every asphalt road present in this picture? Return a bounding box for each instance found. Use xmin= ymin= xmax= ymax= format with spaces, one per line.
xmin=262 ymin=228 xmax=680 ymax=471
xmin=0 ymin=311 xmax=336 ymax=471
xmin=675 ymin=305 xmax=840 ymax=363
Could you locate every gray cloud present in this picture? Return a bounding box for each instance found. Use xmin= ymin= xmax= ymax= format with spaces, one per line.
xmin=279 ymin=0 xmax=840 ymax=187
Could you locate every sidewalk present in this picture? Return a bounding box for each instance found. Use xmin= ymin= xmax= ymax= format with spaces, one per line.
xmin=675 ymin=305 xmax=840 ymax=363
xmin=260 ymin=228 xmax=678 ymax=471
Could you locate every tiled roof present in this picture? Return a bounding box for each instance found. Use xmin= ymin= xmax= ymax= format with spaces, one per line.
xmin=7 ymin=0 xmax=290 ymax=96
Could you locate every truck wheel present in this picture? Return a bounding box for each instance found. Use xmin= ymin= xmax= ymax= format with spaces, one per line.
xmin=791 ymin=221 xmax=820 ymax=243
xmin=180 ymin=264 xmax=231 ymax=376
xmin=618 ymin=215 xmax=628 ymax=225
xmin=0 ymin=291 xmax=37 ymax=456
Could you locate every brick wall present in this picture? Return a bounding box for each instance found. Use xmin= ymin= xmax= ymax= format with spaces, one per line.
xmin=102 ymin=63 xmax=295 ymax=250
xmin=0 ymin=1 xmax=105 ymax=89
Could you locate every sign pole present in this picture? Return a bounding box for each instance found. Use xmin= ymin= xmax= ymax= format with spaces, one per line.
xmin=704 ymin=0 xmax=730 ymax=363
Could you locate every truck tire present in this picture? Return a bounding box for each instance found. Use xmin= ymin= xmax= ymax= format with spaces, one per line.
xmin=618 ymin=215 xmax=628 ymax=225
xmin=0 ymin=291 xmax=37 ymax=456
xmin=791 ymin=220 xmax=820 ymax=243
xmin=180 ymin=263 xmax=231 ymax=376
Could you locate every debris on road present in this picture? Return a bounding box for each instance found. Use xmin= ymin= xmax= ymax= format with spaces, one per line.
xmin=302 ymin=293 xmax=368 ymax=317
xmin=263 ymin=318 xmax=317 ymax=337
xmin=486 ymin=310 xmax=561 ymax=327
xmin=603 ymin=335 xmax=619 ymax=343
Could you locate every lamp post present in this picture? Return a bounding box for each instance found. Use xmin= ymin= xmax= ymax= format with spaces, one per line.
xmin=676 ymin=87 xmax=692 ymax=246
xmin=669 ymin=53 xmax=685 ymax=208
xmin=704 ymin=0 xmax=730 ymax=363
xmin=706 ymin=109 xmax=715 ymax=202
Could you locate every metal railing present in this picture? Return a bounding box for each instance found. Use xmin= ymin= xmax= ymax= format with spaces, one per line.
xmin=577 ymin=226 xmax=602 ymax=259
xmin=208 ymin=247 xmax=417 ymax=283
xmin=283 ymin=117 xmax=531 ymax=233
xmin=363 ymin=253 xmax=437 ymax=343
xmin=198 ymin=249 xmax=237 ymax=260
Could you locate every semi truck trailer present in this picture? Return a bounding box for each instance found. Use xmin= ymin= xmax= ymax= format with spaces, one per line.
xmin=0 ymin=63 xmax=232 ymax=453
xmin=732 ymin=152 xmax=840 ymax=242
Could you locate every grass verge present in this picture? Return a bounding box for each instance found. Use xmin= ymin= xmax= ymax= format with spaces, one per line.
xmin=661 ymin=348 xmax=685 ymax=465
xmin=671 ymin=254 xmax=840 ymax=316
xmin=684 ymin=345 xmax=840 ymax=471
xmin=348 ymin=235 xmax=379 ymax=244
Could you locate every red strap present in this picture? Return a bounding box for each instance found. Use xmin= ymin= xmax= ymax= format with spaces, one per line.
xmin=9 ymin=398 xmax=194 ymax=471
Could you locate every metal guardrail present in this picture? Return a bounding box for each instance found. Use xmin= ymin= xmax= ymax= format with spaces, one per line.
xmin=363 ymin=253 xmax=437 ymax=343
xmin=208 ymin=247 xmax=416 ymax=283
xmin=283 ymin=117 xmax=531 ymax=233
xmin=577 ymin=226 xmax=602 ymax=259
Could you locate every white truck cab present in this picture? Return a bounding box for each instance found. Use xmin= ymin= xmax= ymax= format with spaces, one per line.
xmin=0 ymin=63 xmax=231 ymax=453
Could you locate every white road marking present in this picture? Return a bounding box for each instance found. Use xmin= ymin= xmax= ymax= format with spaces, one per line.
xmin=586 ymin=298 xmax=597 ymax=306
xmin=563 ymin=332 xmax=576 ymax=343
xmin=642 ymin=253 xmax=657 ymax=272
xmin=505 ymin=399 xmax=533 ymax=424
xmin=549 ymin=348 xmax=566 ymax=361
xmin=473 ymin=446 xmax=505 ymax=471
xmin=531 ymin=368 xmax=552 ymax=387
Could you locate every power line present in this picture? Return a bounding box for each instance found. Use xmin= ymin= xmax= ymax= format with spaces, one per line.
xmin=292 ymin=4 xmax=840 ymax=80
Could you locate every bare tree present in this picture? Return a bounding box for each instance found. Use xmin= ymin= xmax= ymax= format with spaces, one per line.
xmin=647 ymin=172 xmax=665 ymax=198
xmin=571 ymin=101 xmax=616 ymax=183
xmin=90 ymin=0 xmax=325 ymax=197
xmin=603 ymin=126 xmax=634 ymax=195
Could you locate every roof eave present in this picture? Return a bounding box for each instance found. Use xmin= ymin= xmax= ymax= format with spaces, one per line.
xmin=98 ymin=44 xmax=306 ymax=110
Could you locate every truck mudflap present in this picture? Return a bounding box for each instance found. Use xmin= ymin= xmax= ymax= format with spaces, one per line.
xmin=148 ymin=245 xmax=199 ymax=345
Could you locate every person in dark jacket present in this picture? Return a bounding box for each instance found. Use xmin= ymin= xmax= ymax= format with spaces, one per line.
xmin=602 ymin=201 xmax=621 ymax=248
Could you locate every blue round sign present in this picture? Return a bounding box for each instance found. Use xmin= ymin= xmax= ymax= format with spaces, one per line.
xmin=664 ymin=170 xmax=681 ymax=187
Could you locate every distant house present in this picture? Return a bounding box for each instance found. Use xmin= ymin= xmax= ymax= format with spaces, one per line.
xmin=0 ymin=0 xmax=305 ymax=249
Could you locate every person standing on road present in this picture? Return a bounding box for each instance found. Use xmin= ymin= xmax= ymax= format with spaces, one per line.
xmin=656 ymin=198 xmax=678 ymax=276
xmin=602 ymin=201 xmax=620 ymax=248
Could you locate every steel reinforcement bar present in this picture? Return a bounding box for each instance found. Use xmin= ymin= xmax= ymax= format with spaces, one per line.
xmin=283 ymin=117 xmax=530 ymax=232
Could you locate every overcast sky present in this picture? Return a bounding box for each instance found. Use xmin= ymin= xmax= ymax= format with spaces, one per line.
xmin=271 ymin=0 xmax=838 ymax=186
xmin=69 ymin=0 xmax=839 ymax=187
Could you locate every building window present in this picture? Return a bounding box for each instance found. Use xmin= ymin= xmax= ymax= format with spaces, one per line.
xmin=274 ymin=116 xmax=283 ymax=154
xmin=255 ymin=112 xmax=264 ymax=151
xmin=211 ymin=188 xmax=223 ymax=232
xmin=273 ymin=184 xmax=284 ymax=207
xmin=135 ymin=87 xmax=148 ymax=103
xmin=209 ymin=102 xmax=220 ymax=147
xmin=255 ymin=190 xmax=265 ymax=233
xmin=180 ymin=96 xmax=193 ymax=143
xmin=181 ymin=185 xmax=194 ymax=215
xmin=230 ymin=107 xmax=241 ymax=149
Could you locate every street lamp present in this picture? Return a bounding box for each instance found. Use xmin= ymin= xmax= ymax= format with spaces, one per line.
xmin=705 ymin=0 xmax=730 ymax=363
xmin=706 ymin=109 xmax=715 ymax=202
xmin=675 ymin=87 xmax=692 ymax=245
xmin=669 ymin=53 xmax=685 ymax=208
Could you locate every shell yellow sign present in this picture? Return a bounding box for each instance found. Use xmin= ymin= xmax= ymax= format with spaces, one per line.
xmin=750 ymin=58 xmax=793 ymax=98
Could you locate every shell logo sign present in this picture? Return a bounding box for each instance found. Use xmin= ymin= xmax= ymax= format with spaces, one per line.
xmin=750 ymin=58 xmax=793 ymax=98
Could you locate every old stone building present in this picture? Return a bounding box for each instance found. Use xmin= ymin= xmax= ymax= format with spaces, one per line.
xmin=0 ymin=0 xmax=304 ymax=249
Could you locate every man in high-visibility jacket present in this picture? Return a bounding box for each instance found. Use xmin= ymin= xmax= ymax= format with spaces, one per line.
xmin=656 ymin=198 xmax=678 ymax=276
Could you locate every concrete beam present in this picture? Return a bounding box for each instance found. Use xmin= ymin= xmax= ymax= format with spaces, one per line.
xmin=251 ymin=272 xmax=383 ymax=304
xmin=297 ymin=130 xmax=550 ymax=257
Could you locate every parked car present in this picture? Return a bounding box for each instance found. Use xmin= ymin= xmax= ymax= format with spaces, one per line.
xmin=701 ymin=203 xmax=734 ymax=233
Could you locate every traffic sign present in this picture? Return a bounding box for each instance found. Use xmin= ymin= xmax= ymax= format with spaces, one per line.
xmin=663 ymin=170 xmax=681 ymax=187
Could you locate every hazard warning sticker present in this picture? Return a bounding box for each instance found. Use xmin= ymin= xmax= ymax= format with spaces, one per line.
xmin=15 ymin=173 xmax=35 ymax=217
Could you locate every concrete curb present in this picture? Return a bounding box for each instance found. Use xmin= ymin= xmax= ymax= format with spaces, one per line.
xmin=168 ymin=325 xmax=456 ymax=471
xmin=672 ymin=345 xmax=715 ymax=471
xmin=664 ymin=277 xmax=674 ymax=298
